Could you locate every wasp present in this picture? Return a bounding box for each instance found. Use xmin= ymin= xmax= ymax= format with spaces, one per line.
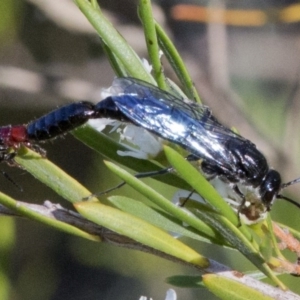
xmin=93 ymin=77 xmax=300 ymax=222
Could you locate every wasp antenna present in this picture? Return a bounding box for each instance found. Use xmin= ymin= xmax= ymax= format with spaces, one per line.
xmin=281 ymin=177 xmax=300 ymax=189
xmin=1 ymin=171 xmax=23 ymax=192
xmin=277 ymin=194 xmax=300 ymax=209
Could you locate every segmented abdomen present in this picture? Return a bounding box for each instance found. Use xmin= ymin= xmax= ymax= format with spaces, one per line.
xmin=27 ymin=101 xmax=95 ymax=141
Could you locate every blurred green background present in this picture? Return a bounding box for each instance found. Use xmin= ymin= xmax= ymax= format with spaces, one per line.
xmin=0 ymin=0 xmax=300 ymax=299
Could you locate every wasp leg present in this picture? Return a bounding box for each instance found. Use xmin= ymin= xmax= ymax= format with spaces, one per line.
xmin=178 ymin=189 xmax=196 ymax=207
xmin=233 ymin=185 xmax=246 ymax=226
xmin=84 ymin=166 xmax=174 ymax=200
xmin=27 ymin=143 xmax=47 ymax=157
xmin=0 ymin=170 xmax=23 ymax=191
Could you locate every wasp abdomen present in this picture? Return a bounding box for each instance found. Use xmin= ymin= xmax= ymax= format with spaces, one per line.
xmin=27 ymin=101 xmax=95 ymax=141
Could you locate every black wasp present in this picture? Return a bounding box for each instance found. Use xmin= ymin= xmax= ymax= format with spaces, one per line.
xmin=94 ymin=77 xmax=300 ymax=223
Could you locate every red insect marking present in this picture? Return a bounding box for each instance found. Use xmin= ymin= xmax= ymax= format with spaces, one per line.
xmin=10 ymin=126 xmax=28 ymax=143
xmin=0 ymin=126 xmax=28 ymax=146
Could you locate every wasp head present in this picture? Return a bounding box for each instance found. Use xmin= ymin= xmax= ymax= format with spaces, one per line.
xmin=259 ymin=169 xmax=282 ymax=210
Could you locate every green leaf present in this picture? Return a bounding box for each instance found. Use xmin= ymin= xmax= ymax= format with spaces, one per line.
xmin=193 ymin=209 xmax=285 ymax=289
xmin=14 ymin=147 xmax=96 ymax=203
xmin=73 ymin=125 xmax=191 ymax=190
xmin=0 ymin=192 xmax=99 ymax=242
xmin=102 ymin=43 xmax=128 ymax=77
xmin=163 ymin=146 xmax=285 ymax=287
xmin=74 ymin=0 xmax=155 ymax=83
xmin=138 ymin=0 xmax=166 ymax=89
xmin=108 ymin=195 xmax=221 ymax=244
xmin=166 ymin=275 xmax=204 ymax=288
xmin=163 ymin=145 xmax=238 ymax=224
xmin=193 ymin=209 xmax=263 ymax=263
xmin=104 ymin=161 xmax=226 ymax=243
xmin=155 ymin=22 xmax=201 ymax=103
xmin=203 ymin=274 xmax=274 ymax=300
xmin=75 ymin=201 xmax=209 ymax=267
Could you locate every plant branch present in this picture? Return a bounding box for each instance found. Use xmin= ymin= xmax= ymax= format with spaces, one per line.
xmin=0 ymin=200 xmax=299 ymax=298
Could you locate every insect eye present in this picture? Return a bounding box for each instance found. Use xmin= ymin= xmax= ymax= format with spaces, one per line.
xmin=259 ymin=170 xmax=281 ymax=208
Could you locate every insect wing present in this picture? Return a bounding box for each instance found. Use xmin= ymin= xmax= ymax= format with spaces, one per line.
xmin=110 ymin=78 xmax=255 ymax=175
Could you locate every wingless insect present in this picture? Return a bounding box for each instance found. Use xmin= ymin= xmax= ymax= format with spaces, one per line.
xmin=93 ymin=77 xmax=300 ymax=223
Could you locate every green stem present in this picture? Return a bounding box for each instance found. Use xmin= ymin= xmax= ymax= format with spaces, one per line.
xmin=155 ymin=22 xmax=201 ymax=103
xmin=138 ymin=0 xmax=166 ymax=89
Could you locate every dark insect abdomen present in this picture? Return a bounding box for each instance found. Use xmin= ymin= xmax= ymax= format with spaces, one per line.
xmin=27 ymin=101 xmax=95 ymax=141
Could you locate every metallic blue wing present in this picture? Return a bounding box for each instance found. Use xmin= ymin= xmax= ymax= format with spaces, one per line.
xmin=108 ymin=77 xmax=265 ymax=178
